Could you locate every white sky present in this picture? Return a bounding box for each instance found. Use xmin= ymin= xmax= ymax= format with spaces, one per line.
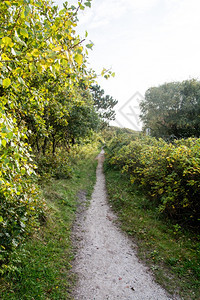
xmin=54 ymin=0 xmax=200 ymax=130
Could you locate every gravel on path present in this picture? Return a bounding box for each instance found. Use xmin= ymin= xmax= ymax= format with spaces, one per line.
xmin=72 ymin=151 xmax=174 ymax=300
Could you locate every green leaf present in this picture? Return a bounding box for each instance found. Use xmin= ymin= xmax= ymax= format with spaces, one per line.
xmin=20 ymin=28 xmax=29 ymax=38
xmin=21 ymin=167 xmax=26 ymax=175
xmin=59 ymin=8 xmax=67 ymax=15
xmin=57 ymin=34 xmax=62 ymax=40
xmin=0 ymin=216 xmax=3 ymax=223
xmin=74 ymin=54 xmax=83 ymax=65
xmin=24 ymin=5 xmax=31 ymax=16
xmin=78 ymin=2 xmax=85 ymax=10
xmin=4 ymin=1 xmax=11 ymax=6
xmin=84 ymin=2 xmax=91 ymax=7
xmin=3 ymin=78 xmax=11 ymax=88
xmin=86 ymin=43 xmax=94 ymax=49
xmin=2 ymin=126 xmax=10 ymax=133
xmin=7 ymin=132 xmax=13 ymax=139
xmin=101 ymin=68 xmax=107 ymax=76
xmin=61 ymin=59 xmax=68 ymax=68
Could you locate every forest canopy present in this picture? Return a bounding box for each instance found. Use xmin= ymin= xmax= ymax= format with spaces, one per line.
xmin=140 ymin=79 xmax=200 ymax=139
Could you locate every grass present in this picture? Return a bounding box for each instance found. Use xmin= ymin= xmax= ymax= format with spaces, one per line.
xmin=104 ymin=166 xmax=200 ymax=300
xmin=0 ymin=153 xmax=98 ymax=299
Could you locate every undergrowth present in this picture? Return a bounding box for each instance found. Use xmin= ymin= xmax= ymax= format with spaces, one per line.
xmin=104 ymin=166 xmax=200 ymax=300
xmin=0 ymin=152 xmax=98 ymax=299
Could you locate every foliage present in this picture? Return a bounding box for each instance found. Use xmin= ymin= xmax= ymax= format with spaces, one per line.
xmin=104 ymin=167 xmax=200 ymax=299
xmin=105 ymin=133 xmax=200 ymax=228
xmin=0 ymin=150 xmax=98 ymax=299
xmin=0 ymin=0 xmax=116 ymax=276
xmin=0 ymin=0 xmax=99 ymax=153
xmin=102 ymin=126 xmax=140 ymax=162
xmin=140 ymin=79 xmax=200 ymax=139
xmin=0 ymin=0 xmax=98 ymax=273
xmin=68 ymin=132 xmax=103 ymax=162
xmin=91 ymin=85 xmax=118 ymax=127
xmin=36 ymin=131 xmax=102 ymax=180
xmin=66 ymin=104 xmax=100 ymax=145
xmin=35 ymin=152 xmax=73 ymax=180
xmin=0 ymin=108 xmax=45 ymax=274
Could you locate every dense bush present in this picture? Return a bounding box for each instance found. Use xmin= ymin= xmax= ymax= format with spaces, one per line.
xmin=35 ymin=133 xmax=102 ymax=180
xmin=68 ymin=133 xmax=103 ymax=162
xmin=105 ymin=134 xmax=200 ymax=227
xmin=0 ymin=112 xmax=45 ymax=274
xmin=36 ymin=152 xmax=73 ymax=180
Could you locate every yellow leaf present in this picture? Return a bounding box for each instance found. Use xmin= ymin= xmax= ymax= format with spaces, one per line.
xmin=67 ymin=35 xmax=73 ymax=41
xmin=37 ymin=65 xmax=43 ymax=72
xmin=3 ymin=78 xmax=11 ymax=88
xmin=1 ymin=139 xmax=6 ymax=147
xmin=1 ymin=53 xmax=10 ymax=61
xmin=1 ymin=36 xmax=13 ymax=47
xmin=53 ymin=46 xmax=62 ymax=52
xmin=5 ymin=1 xmax=11 ymax=6
xmin=31 ymin=49 xmax=40 ymax=57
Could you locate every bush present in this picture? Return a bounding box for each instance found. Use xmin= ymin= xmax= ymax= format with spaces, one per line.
xmin=36 ymin=151 xmax=73 ymax=180
xmin=0 ymin=112 xmax=45 ymax=275
xmin=106 ymin=135 xmax=200 ymax=227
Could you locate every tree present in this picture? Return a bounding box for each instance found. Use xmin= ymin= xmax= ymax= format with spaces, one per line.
xmin=90 ymin=84 xmax=118 ymax=126
xmin=140 ymin=79 xmax=200 ymax=139
xmin=0 ymin=0 xmax=96 ymax=268
xmin=67 ymin=105 xmax=100 ymax=144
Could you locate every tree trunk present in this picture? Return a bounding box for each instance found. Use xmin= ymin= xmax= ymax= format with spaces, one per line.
xmin=52 ymin=134 xmax=56 ymax=156
xmin=72 ymin=137 xmax=75 ymax=145
xmin=42 ymin=137 xmax=47 ymax=155
xmin=36 ymin=136 xmax=40 ymax=153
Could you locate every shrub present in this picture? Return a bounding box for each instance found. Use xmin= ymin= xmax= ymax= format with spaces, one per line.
xmin=35 ymin=151 xmax=73 ymax=180
xmin=106 ymin=135 xmax=200 ymax=227
xmin=0 ymin=112 xmax=45 ymax=275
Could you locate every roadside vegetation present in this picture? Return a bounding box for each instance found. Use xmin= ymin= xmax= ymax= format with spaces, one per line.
xmin=103 ymin=127 xmax=200 ymax=299
xmin=0 ymin=0 xmax=116 ymax=297
xmin=0 ymin=146 xmax=98 ymax=299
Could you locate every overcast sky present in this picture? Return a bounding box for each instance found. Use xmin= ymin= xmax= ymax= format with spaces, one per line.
xmin=54 ymin=0 xmax=200 ymax=130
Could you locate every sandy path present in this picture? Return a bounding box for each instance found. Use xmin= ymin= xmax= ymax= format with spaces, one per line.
xmin=73 ymin=151 xmax=173 ymax=300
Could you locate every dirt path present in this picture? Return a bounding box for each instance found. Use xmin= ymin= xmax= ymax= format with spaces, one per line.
xmin=73 ymin=151 xmax=173 ymax=300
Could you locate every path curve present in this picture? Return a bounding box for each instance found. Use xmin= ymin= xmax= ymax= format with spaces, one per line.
xmin=73 ymin=151 xmax=173 ymax=300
